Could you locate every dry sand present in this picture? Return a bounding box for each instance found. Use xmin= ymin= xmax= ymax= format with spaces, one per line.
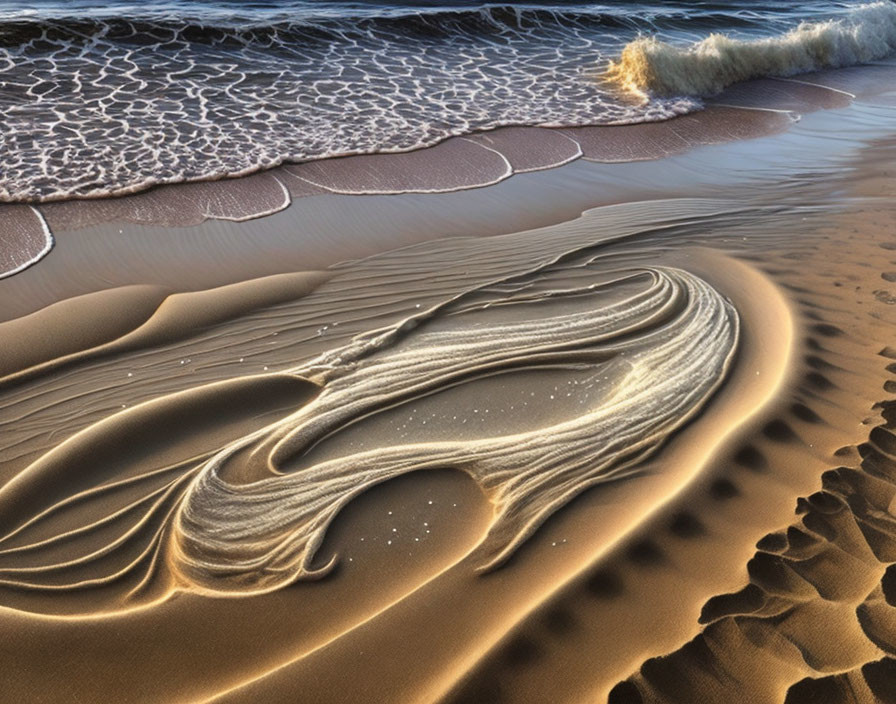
xmin=2 ymin=64 xmax=896 ymax=704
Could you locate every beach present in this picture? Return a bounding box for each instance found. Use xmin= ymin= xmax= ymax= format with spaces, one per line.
xmin=2 ymin=2 xmax=896 ymax=702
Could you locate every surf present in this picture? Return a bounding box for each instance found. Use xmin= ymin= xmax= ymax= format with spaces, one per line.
xmin=604 ymin=1 xmax=896 ymax=98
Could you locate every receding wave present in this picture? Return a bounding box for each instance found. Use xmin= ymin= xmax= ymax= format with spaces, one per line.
xmin=605 ymin=1 xmax=896 ymax=98
xmin=2 ymin=1 xmax=886 ymax=202
xmin=0 ymin=260 xmax=737 ymax=606
xmin=0 ymin=4 xmax=698 ymax=203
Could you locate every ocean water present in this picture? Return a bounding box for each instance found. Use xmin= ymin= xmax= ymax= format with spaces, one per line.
xmin=1 ymin=0 xmax=894 ymax=202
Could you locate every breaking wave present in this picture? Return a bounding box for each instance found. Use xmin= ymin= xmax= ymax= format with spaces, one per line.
xmin=605 ymin=1 xmax=896 ymax=97
xmin=1 ymin=1 xmax=888 ymax=205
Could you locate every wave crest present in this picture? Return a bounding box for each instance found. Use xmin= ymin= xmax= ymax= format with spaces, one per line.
xmin=604 ymin=2 xmax=896 ymax=97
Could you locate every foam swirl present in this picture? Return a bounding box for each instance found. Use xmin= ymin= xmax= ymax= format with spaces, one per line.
xmin=0 ymin=260 xmax=737 ymax=603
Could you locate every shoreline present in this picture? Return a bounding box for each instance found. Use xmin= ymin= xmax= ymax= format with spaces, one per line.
xmin=1 ymin=60 xmax=894 ymax=327
xmin=2 ymin=49 xmax=896 ymax=704
xmin=1 ymin=57 xmax=893 ymax=288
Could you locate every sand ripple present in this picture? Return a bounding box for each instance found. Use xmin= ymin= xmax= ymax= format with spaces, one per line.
xmin=0 ymin=260 xmax=737 ymax=604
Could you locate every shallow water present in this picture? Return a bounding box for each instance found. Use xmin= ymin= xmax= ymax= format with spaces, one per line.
xmin=0 ymin=0 xmax=889 ymax=201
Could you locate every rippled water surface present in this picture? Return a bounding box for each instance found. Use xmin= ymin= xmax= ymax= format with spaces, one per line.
xmin=0 ymin=0 xmax=884 ymax=201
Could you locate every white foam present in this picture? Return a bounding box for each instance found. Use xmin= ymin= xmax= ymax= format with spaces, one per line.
xmin=0 ymin=11 xmax=698 ymax=203
xmin=606 ymin=2 xmax=896 ymax=97
xmin=0 ymin=206 xmax=53 ymax=280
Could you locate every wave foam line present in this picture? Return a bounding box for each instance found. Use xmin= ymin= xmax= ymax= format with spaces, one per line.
xmin=604 ymin=2 xmax=896 ymax=98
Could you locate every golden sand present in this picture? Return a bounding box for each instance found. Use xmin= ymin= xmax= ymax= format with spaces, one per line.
xmin=1 ymin=65 xmax=896 ymax=704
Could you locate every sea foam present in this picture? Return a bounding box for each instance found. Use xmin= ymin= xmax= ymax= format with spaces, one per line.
xmin=605 ymin=2 xmax=896 ymax=97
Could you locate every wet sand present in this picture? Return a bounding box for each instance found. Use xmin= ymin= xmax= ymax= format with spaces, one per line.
xmin=2 ymin=64 xmax=896 ymax=704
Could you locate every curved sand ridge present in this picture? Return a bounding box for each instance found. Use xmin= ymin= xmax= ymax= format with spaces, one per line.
xmin=0 ymin=261 xmax=737 ymax=606
xmin=1 ymin=55 xmax=895 ymax=704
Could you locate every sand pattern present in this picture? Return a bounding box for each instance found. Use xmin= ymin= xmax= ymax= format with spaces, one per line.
xmin=2 ymin=16 xmax=896 ymax=702
xmin=613 ymin=355 xmax=896 ymax=704
xmin=0 ymin=254 xmax=736 ymax=604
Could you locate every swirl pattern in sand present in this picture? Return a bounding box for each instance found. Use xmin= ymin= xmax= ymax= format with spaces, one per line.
xmin=0 ymin=259 xmax=737 ymax=604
